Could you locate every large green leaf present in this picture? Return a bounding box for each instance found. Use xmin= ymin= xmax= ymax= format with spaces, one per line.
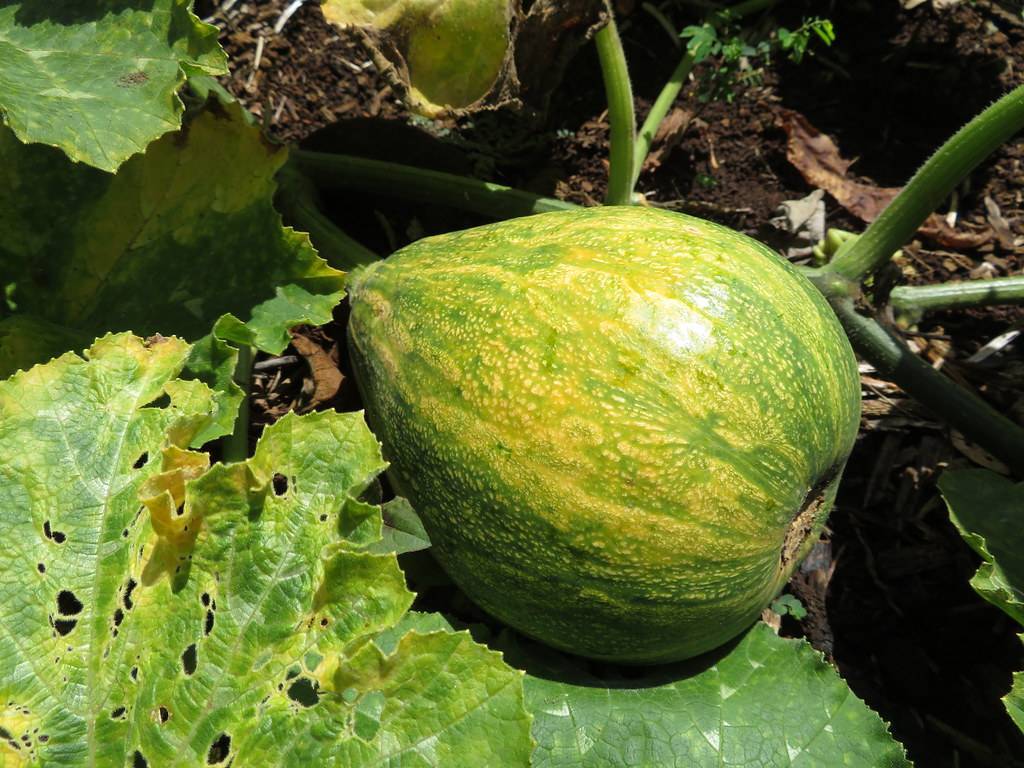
xmin=939 ymin=469 xmax=1024 ymax=731
xmin=0 ymin=102 xmax=346 ymax=377
xmin=524 ymin=623 xmax=909 ymax=767
xmin=0 ymin=0 xmax=226 ymax=171
xmin=0 ymin=314 xmax=90 ymax=383
xmin=0 ymin=335 xmax=532 ymax=765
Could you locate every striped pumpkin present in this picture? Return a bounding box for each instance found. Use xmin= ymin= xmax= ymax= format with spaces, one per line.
xmin=347 ymin=206 xmax=860 ymax=663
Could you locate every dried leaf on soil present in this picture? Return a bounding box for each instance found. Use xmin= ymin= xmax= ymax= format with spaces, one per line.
xmin=770 ymin=189 xmax=826 ymax=259
xmin=779 ymin=109 xmax=993 ymax=249
xmin=642 ymin=106 xmax=693 ymax=172
xmin=985 ymin=195 xmax=1018 ymax=249
xmin=778 ymin=109 xmax=903 ymax=222
xmin=291 ymin=328 xmax=345 ymax=411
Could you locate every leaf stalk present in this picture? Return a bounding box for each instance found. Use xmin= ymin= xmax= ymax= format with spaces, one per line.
xmin=223 ymin=344 xmax=254 ymax=463
xmin=825 ymin=294 xmax=1024 ymax=475
xmin=594 ymin=15 xmax=637 ymax=205
xmin=289 ymin=151 xmax=577 ymax=221
xmin=890 ymin=275 xmax=1024 ymax=324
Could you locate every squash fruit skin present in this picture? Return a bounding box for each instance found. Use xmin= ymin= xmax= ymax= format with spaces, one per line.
xmin=347 ymin=206 xmax=861 ymax=664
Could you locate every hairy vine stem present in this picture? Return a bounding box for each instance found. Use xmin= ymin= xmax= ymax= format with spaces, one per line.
xmin=289 ymin=151 xmax=576 ymax=220
xmin=821 ymin=84 xmax=1024 ymax=282
xmin=890 ymin=275 xmax=1024 ymax=323
xmin=823 ymin=291 xmax=1024 ymax=475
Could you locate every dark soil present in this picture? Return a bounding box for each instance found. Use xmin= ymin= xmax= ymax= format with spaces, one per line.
xmin=201 ymin=1 xmax=1024 ymax=765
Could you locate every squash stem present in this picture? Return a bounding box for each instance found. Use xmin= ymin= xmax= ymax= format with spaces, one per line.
xmin=890 ymin=275 xmax=1024 ymax=325
xmin=289 ymin=150 xmax=578 ymax=220
xmin=595 ymin=14 xmax=637 ymax=205
xmin=276 ymin=165 xmax=378 ymax=269
xmin=821 ymin=84 xmax=1024 ymax=282
xmin=223 ymin=344 xmax=254 ymax=463
xmin=825 ymin=295 xmax=1024 ymax=475
xmin=633 ymin=53 xmax=695 ymax=188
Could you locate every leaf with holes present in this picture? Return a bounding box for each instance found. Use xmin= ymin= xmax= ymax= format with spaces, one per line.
xmin=0 ymin=101 xmax=346 ymax=378
xmin=522 ymin=623 xmax=910 ymax=767
xmin=940 ymin=469 xmax=1024 ymax=732
xmin=0 ymin=338 xmax=532 ymax=766
xmin=0 ymin=0 xmax=226 ymax=171
xmin=0 ymin=333 xmax=228 ymax=763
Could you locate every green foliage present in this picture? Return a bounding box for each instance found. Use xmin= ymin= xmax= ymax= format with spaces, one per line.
xmin=770 ymin=593 xmax=808 ymax=619
xmin=940 ymin=469 xmax=1024 ymax=732
xmin=0 ymin=2 xmax=993 ymax=762
xmin=0 ymin=338 xmax=531 ymax=765
xmin=523 ymin=624 xmax=909 ymax=767
xmin=680 ymin=16 xmax=835 ymax=102
xmin=0 ymin=102 xmax=345 ymax=377
xmin=695 ymin=171 xmax=718 ymax=188
xmin=778 ymin=18 xmax=836 ymax=64
xmin=0 ymin=0 xmax=226 ymax=171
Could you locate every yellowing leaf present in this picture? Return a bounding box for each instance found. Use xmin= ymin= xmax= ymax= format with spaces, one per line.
xmin=0 ymin=103 xmax=346 ymax=377
xmin=0 ymin=0 xmax=226 ymax=171
xmin=0 ymin=339 xmax=532 ymax=765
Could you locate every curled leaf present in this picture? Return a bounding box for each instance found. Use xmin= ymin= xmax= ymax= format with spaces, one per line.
xmin=321 ymin=0 xmax=607 ymax=118
xmin=940 ymin=469 xmax=1024 ymax=731
xmin=323 ymin=0 xmax=514 ymax=117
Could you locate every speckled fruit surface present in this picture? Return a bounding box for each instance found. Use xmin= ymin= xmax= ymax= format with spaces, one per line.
xmin=347 ymin=206 xmax=860 ymax=663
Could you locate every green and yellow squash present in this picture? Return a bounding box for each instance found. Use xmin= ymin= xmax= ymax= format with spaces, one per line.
xmin=347 ymin=206 xmax=860 ymax=663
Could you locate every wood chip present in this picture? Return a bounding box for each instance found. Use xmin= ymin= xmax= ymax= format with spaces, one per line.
xmin=984 ymin=194 xmax=1017 ymax=249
